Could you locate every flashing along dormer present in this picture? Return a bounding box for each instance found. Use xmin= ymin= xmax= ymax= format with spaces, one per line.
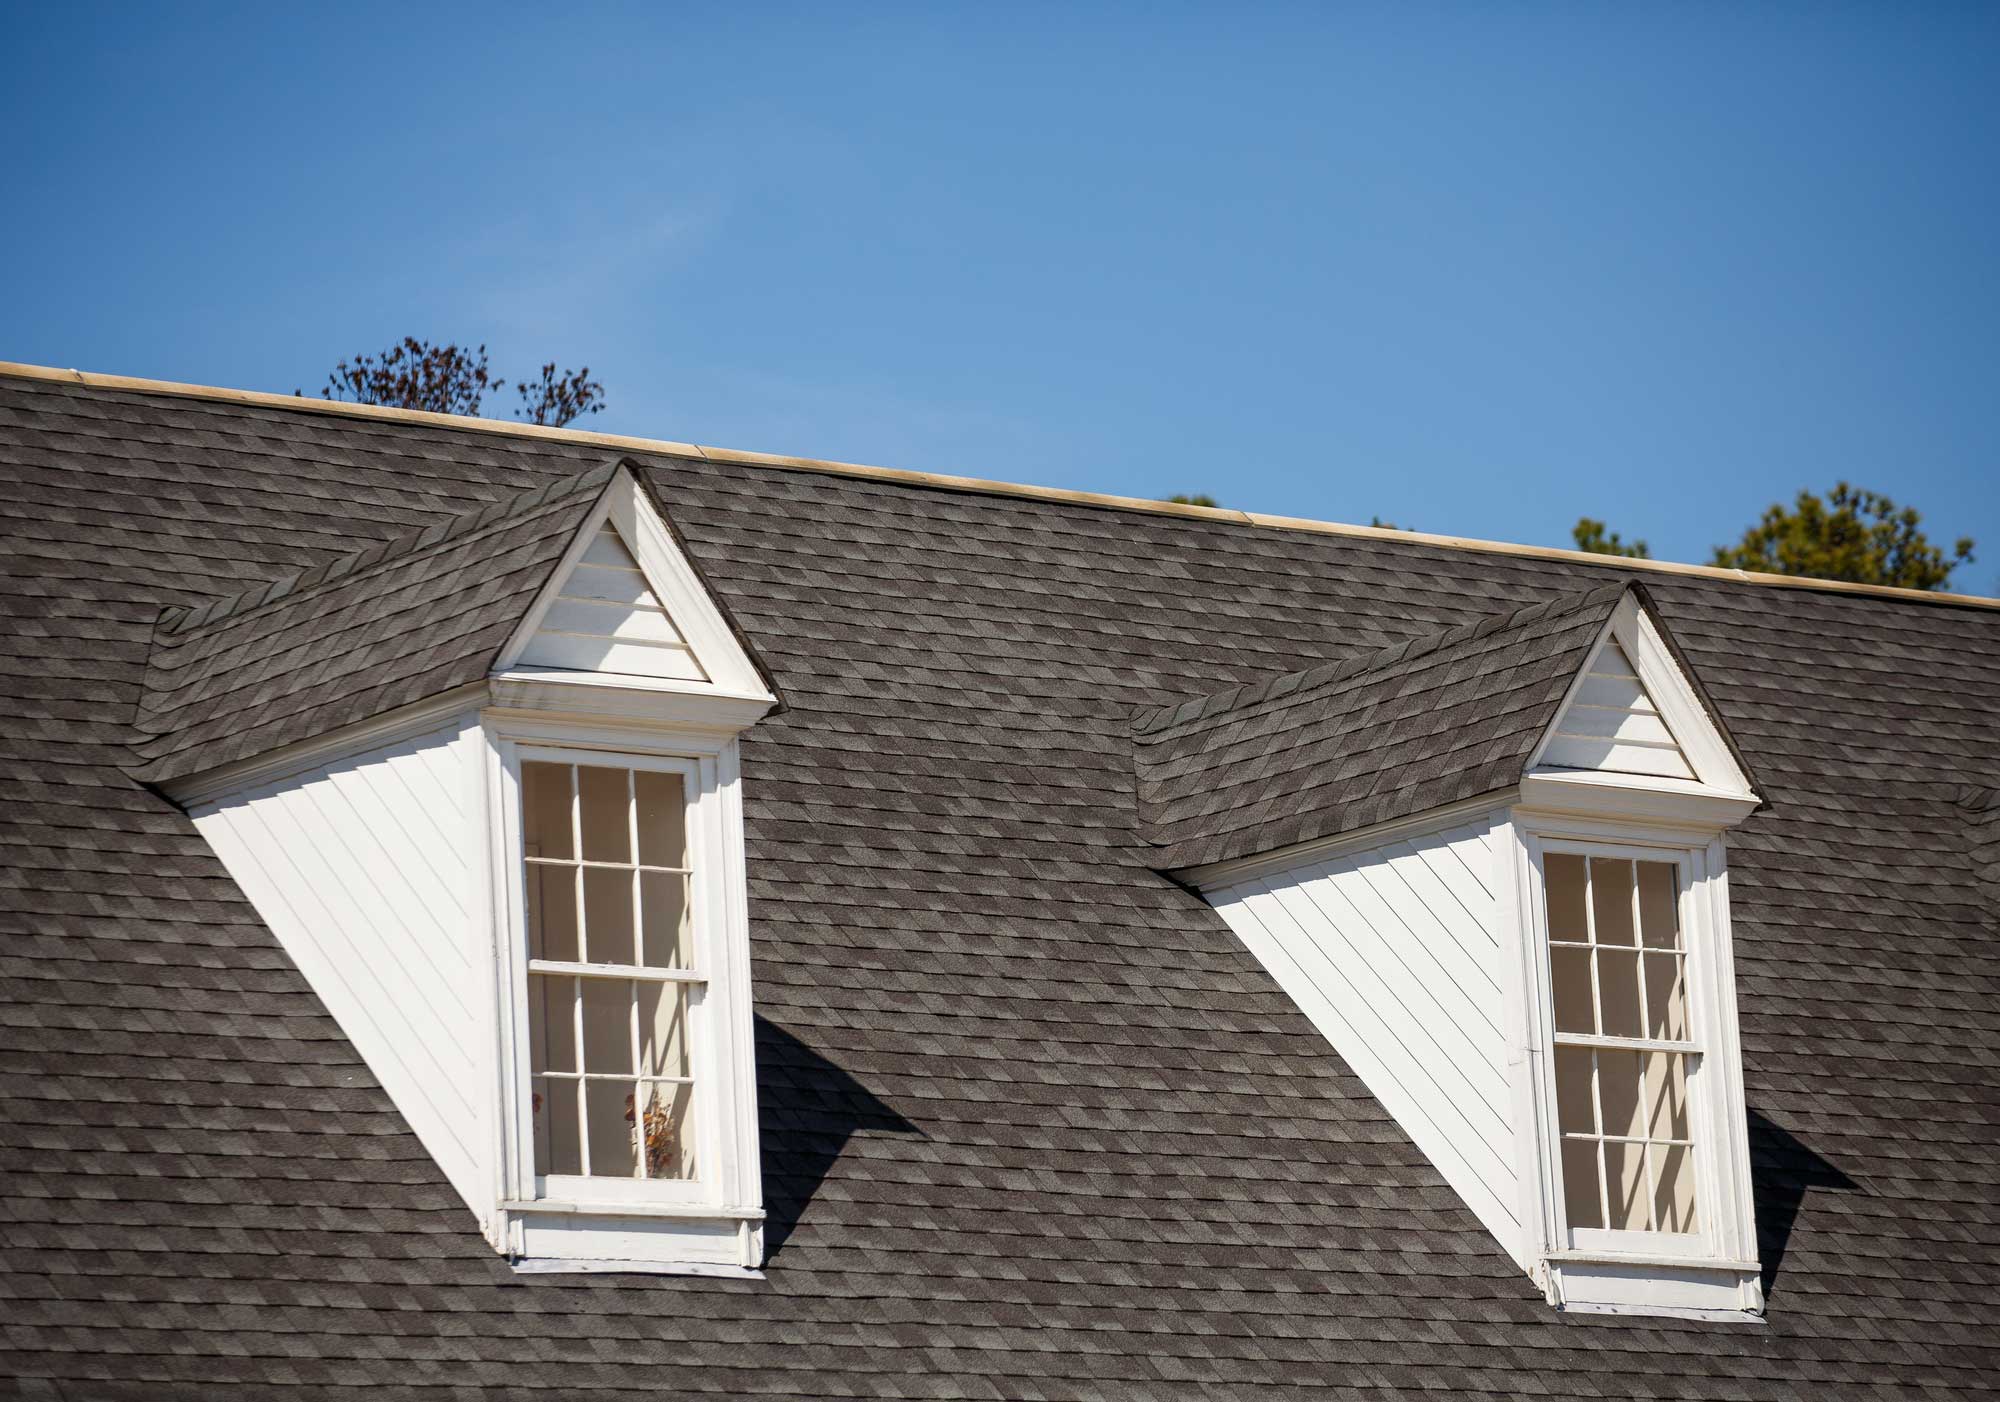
xmin=130 ymin=460 xmax=777 ymax=1275
xmin=1139 ymin=583 xmax=1767 ymax=1319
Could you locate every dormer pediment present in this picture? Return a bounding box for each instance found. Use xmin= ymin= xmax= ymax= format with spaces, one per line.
xmin=1524 ymin=585 xmax=1755 ymax=808
xmin=493 ymin=465 xmax=770 ymax=706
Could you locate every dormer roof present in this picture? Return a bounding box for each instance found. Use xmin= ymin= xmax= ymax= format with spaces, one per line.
xmin=128 ymin=459 xmax=770 ymax=787
xmin=1134 ymin=581 xmax=1757 ymax=872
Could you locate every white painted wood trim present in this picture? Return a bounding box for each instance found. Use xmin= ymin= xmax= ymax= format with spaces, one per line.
xmin=486 ymin=679 xmax=774 ymax=732
xmin=1507 ymin=809 xmax=1764 ymax=1317
xmin=1626 ymin=604 xmax=1754 ymax=797
xmin=510 ymin=1258 xmax=764 ymax=1279
xmin=479 ymin=713 xmax=767 ymax=1268
xmin=1517 ymin=772 xmax=1759 ymax=831
xmin=493 ymin=466 xmax=773 ymax=702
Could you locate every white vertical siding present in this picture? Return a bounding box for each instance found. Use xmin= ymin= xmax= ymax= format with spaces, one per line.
xmin=191 ymin=721 xmax=486 ymax=1218
xmin=1210 ymin=815 xmax=1527 ymax=1265
xmin=1541 ymin=637 xmax=1693 ymax=779
xmin=519 ymin=523 xmax=707 ymax=681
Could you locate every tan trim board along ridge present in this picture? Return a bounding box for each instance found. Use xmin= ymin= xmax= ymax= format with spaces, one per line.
xmin=4 ymin=358 xmax=1994 ymax=612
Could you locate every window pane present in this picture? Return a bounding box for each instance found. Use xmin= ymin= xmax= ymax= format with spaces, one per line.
xmin=1591 ymin=858 xmax=1635 ymax=945
xmin=641 ymin=871 xmax=692 ymax=967
xmin=639 ymin=982 xmax=692 ymax=1079
xmin=1597 ymin=947 xmax=1644 ymax=1038
xmin=585 ymin=1079 xmax=639 ymax=1177
xmin=1638 ymin=861 xmax=1679 ymax=949
xmin=1650 ymin=1143 xmax=1700 ymax=1233
xmin=1644 ymin=1051 xmax=1692 ymax=1141
xmin=526 ymin=865 xmax=579 ymax=963
xmin=1545 ymin=853 xmax=1588 ymax=942
xmin=1551 ymin=947 xmax=1596 ymax=1034
xmin=521 ymin=762 xmax=573 ymax=860
xmin=1604 ymin=1140 xmax=1650 ymax=1230
xmin=1561 ymin=1140 xmax=1603 ymax=1230
xmin=1598 ymin=1049 xmax=1646 ymax=1138
xmin=527 ymin=974 xmax=576 ymax=1074
xmin=638 ymin=1081 xmax=696 ymax=1180
xmin=636 ymin=771 xmax=687 ymax=868
xmin=1645 ymin=952 xmax=1688 ymax=1041
xmin=581 ymin=979 xmax=635 ymax=1074
xmin=583 ymin=867 xmax=636 ymax=964
xmin=1554 ymin=1047 xmax=1597 ymax=1135
xmin=535 ymin=1077 xmax=581 ymax=1176
xmin=577 ymin=765 xmax=631 ymax=863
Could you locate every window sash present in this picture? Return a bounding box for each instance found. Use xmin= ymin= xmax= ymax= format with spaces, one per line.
xmin=512 ymin=744 xmax=713 ymax=1207
xmin=1536 ymin=842 xmax=1710 ymax=1248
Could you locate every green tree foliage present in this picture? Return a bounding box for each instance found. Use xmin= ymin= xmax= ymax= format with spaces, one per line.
xmin=1710 ymin=482 xmax=1973 ymax=590
xmin=1166 ymin=493 xmax=1219 ymax=507
xmin=1572 ymin=517 xmax=1650 ymax=559
xmin=303 ymin=338 xmax=606 ymax=426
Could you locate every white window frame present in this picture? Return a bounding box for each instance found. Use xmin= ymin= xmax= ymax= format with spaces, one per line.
xmin=1504 ymin=807 xmax=1762 ymax=1317
xmin=480 ymin=713 xmax=764 ymax=1271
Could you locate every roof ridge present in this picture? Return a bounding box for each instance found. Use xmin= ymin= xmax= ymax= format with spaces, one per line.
xmin=6 ymin=359 xmax=1995 ymax=613
xmin=1133 ymin=581 xmax=1628 ymax=738
xmin=158 ymin=460 xmax=619 ymax=639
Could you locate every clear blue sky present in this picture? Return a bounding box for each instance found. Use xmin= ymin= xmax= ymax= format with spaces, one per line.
xmin=6 ymin=3 xmax=1996 ymax=588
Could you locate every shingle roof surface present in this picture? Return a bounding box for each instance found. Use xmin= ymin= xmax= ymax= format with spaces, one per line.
xmin=1134 ymin=582 xmax=1628 ymax=869
xmin=3 ymin=373 xmax=1998 ymax=1399
xmin=129 ymin=463 xmax=614 ymax=784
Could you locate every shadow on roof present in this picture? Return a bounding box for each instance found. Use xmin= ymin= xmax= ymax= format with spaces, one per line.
xmin=754 ymin=1016 xmax=922 ymax=1261
xmin=1747 ymin=1107 xmax=1859 ymax=1306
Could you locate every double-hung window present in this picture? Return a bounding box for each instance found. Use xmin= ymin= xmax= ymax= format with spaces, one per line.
xmin=492 ymin=723 xmax=764 ymax=1272
xmin=1514 ymin=816 xmax=1761 ymax=1316
xmin=519 ymin=753 xmax=705 ymax=1196
xmin=1541 ymin=847 xmax=1700 ymax=1244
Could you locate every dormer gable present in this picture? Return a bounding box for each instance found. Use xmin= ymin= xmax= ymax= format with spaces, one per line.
xmin=516 ymin=520 xmax=706 ymax=681
xmin=1524 ymin=585 xmax=1755 ymax=807
xmin=493 ymin=465 xmax=770 ymax=706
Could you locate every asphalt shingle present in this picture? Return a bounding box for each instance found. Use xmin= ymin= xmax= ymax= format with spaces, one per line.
xmin=1 ymin=370 xmax=1997 ymax=1399
xmin=1134 ymin=582 xmax=1628 ymax=869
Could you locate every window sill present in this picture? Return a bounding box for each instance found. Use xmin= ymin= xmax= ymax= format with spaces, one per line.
xmin=1547 ymin=1248 xmax=1759 ymax=1272
xmin=1543 ymin=1255 xmax=1764 ymax=1319
xmin=502 ymin=1197 xmax=763 ymax=1222
xmin=511 ymin=1256 xmax=764 ymax=1279
xmin=500 ymin=1200 xmax=765 ymax=1272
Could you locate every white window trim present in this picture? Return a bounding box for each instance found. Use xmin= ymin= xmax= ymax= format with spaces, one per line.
xmin=478 ymin=711 xmax=766 ymax=1275
xmin=1499 ymin=805 xmax=1763 ymax=1318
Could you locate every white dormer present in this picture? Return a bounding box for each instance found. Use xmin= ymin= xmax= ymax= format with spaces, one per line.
xmin=1183 ymin=585 xmax=1766 ymax=1321
xmin=166 ymin=463 xmax=778 ymax=1278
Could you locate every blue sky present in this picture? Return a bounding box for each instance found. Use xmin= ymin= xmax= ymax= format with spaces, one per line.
xmin=6 ymin=3 xmax=1996 ymax=588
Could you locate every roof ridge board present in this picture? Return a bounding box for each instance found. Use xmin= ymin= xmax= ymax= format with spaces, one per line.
xmin=156 ymin=461 xmax=618 ymax=640
xmin=8 ymin=359 xmax=1996 ymax=612
xmin=1135 ymin=582 xmax=1628 ymax=740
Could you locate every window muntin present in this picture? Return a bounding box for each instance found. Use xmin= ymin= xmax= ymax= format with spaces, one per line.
xmin=1542 ymin=850 xmax=1701 ymax=1239
xmin=522 ymin=758 xmax=701 ymax=1186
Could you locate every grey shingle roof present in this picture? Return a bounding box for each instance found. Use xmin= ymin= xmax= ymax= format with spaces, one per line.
xmin=129 ymin=462 xmax=615 ymax=785
xmin=3 ymin=370 xmax=1999 ymax=1398
xmin=1134 ymin=581 xmax=1629 ymax=870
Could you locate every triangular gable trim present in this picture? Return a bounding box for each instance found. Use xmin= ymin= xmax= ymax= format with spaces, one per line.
xmin=1528 ymin=590 xmax=1754 ymax=798
xmin=494 ymin=464 xmax=770 ymax=700
xmin=1540 ymin=635 xmax=1693 ymax=780
xmin=516 ymin=519 xmax=707 ymax=682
